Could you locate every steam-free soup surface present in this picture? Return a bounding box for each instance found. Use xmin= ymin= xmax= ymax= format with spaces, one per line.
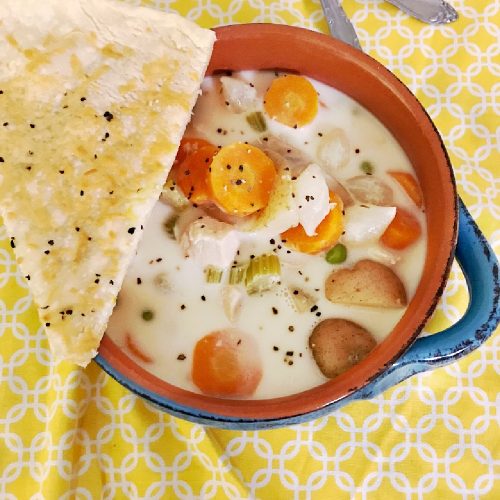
xmin=106 ymin=71 xmax=426 ymax=399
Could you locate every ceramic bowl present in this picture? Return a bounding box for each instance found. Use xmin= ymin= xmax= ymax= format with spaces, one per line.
xmin=95 ymin=24 xmax=500 ymax=429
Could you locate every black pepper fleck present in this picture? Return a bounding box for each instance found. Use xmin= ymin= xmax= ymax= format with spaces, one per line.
xmin=201 ymin=295 xmax=206 ymax=301
xmin=103 ymin=111 xmax=114 ymax=122
xmin=29 ymin=123 xmax=35 ymax=129
xmin=137 ymin=278 xmax=142 ymax=285
xmin=272 ymin=307 xmax=278 ymax=315
xmin=128 ymin=227 xmax=136 ymax=235
xmin=180 ymin=304 xmax=186 ymax=310
xmin=177 ymin=354 xmax=186 ymax=361
xmin=273 ymin=346 xmax=279 ymax=351
xmin=48 ymin=240 xmax=54 ymax=246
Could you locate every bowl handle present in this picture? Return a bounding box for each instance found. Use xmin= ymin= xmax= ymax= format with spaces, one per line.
xmin=352 ymin=197 xmax=500 ymax=400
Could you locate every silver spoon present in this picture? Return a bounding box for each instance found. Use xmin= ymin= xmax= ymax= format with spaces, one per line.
xmin=385 ymin=0 xmax=459 ymax=24
xmin=319 ymin=0 xmax=362 ymax=50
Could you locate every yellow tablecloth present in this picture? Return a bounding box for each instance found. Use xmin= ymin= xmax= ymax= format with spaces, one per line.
xmin=1 ymin=1 xmax=498 ymax=498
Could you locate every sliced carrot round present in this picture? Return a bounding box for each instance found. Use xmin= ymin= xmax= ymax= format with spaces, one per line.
xmin=388 ymin=171 xmax=423 ymax=208
xmin=173 ymin=137 xmax=213 ymax=168
xmin=264 ymin=75 xmax=318 ymax=127
xmin=191 ymin=329 xmax=262 ymax=398
xmin=174 ymin=144 xmax=218 ymax=205
xmin=209 ymin=143 xmax=277 ymax=216
xmin=281 ymin=192 xmax=344 ymax=254
xmin=380 ymin=207 xmax=422 ymax=250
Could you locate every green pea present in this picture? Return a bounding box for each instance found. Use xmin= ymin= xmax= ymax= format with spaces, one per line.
xmin=360 ymin=161 xmax=374 ymax=174
xmin=325 ymin=243 xmax=347 ymax=264
xmin=142 ymin=309 xmax=154 ymax=321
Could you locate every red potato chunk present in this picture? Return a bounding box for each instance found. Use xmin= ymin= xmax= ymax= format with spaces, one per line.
xmin=309 ymin=319 xmax=376 ymax=378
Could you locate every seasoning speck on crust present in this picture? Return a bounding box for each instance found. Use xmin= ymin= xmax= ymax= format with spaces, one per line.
xmin=0 ymin=0 xmax=215 ymax=366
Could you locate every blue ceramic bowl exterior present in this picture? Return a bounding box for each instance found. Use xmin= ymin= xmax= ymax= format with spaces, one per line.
xmin=96 ymin=199 xmax=499 ymax=429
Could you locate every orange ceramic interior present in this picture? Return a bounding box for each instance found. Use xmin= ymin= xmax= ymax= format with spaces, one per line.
xmin=99 ymin=25 xmax=457 ymax=420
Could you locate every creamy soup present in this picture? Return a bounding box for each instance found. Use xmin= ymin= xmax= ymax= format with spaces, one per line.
xmin=106 ymin=71 xmax=427 ymax=399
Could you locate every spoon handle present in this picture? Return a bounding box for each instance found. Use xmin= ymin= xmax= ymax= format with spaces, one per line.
xmin=385 ymin=0 xmax=459 ymax=24
xmin=319 ymin=0 xmax=361 ymax=50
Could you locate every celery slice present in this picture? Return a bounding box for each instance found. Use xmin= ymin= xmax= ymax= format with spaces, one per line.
xmin=288 ymin=286 xmax=316 ymax=313
xmin=229 ymin=264 xmax=247 ymax=285
xmin=245 ymin=254 xmax=281 ymax=294
xmin=161 ymin=178 xmax=189 ymax=209
xmin=204 ymin=266 xmax=223 ymax=284
xmin=246 ymin=111 xmax=267 ymax=132
xmin=163 ymin=215 xmax=178 ymax=240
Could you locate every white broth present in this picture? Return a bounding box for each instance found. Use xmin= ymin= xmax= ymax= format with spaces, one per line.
xmin=106 ymin=71 xmax=427 ymax=399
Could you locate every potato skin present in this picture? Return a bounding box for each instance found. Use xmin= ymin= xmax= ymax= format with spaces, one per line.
xmin=325 ymin=259 xmax=407 ymax=308
xmin=309 ymin=318 xmax=376 ymax=378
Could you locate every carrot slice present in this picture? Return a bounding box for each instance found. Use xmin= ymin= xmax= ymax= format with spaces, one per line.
xmin=388 ymin=171 xmax=423 ymax=208
xmin=209 ymin=143 xmax=277 ymax=216
xmin=264 ymin=75 xmax=318 ymax=127
xmin=125 ymin=333 xmax=153 ymax=364
xmin=173 ymin=137 xmax=213 ymax=168
xmin=380 ymin=207 xmax=421 ymax=250
xmin=174 ymin=144 xmax=218 ymax=205
xmin=191 ymin=329 xmax=262 ymax=397
xmin=281 ymin=192 xmax=344 ymax=254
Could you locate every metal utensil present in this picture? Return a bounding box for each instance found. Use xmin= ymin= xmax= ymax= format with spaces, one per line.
xmin=385 ymin=0 xmax=459 ymax=24
xmin=319 ymin=0 xmax=361 ymax=50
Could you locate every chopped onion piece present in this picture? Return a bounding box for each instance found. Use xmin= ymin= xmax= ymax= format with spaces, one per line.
xmin=220 ymin=76 xmax=258 ymax=113
xmin=346 ymin=175 xmax=393 ymax=206
xmin=288 ymin=286 xmax=316 ymax=313
xmin=317 ymin=128 xmax=350 ymax=173
xmin=222 ymin=286 xmax=244 ymax=323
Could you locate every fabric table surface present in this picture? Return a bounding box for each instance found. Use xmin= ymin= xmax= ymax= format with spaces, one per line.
xmin=0 ymin=0 xmax=498 ymax=498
